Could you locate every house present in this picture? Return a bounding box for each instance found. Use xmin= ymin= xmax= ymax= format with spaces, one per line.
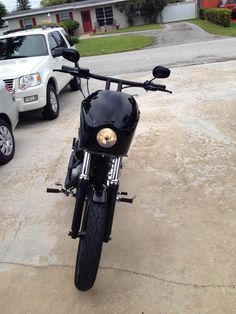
xmin=3 ymin=0 xmax=198 ymax=34
xmin=200 ymin=0 xmax=220 ymax=8
xmin=3 ymin=0 xmax=129 ymax=33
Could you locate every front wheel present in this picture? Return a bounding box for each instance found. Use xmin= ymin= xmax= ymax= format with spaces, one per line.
xmin=42 ymin=84 xmax=59 ymax=120
xmin=74 ymin=200 xmax=107 ymax=291
xmin=0 ymin=119 xmax=15 ymax=165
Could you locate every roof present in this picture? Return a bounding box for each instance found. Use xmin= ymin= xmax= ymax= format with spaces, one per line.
xmin=0 ymin=26 xmax=64 ymax=38
xmin=3 ymin=0 xmax=127 ymax=20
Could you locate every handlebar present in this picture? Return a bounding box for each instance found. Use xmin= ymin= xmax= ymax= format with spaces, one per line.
xmin=55 ymin=65 xmax=172 ymax=93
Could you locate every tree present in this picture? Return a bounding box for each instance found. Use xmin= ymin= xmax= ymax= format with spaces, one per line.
xmin=141 ymin=0 xmax=167 ymax=23
xmin=40 ymin=0 xmax=86 ymax=7
xmin=0 ymin=2 xmax=7 ymax=27
xmin=40 ymin=0 xmax=68 ymax=7
xmin=120 ymin=0 xmax=167 ymax=25
xmin=119 ymin=0 xmax=138 ymax=26
xmin=17 ymin=0 xmax=31 ymax=11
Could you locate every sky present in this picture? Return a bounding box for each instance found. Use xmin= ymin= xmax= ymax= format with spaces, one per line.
xmin=1 ymin=0 xmax=41 ymax=12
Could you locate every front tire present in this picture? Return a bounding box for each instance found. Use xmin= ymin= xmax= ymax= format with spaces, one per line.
xmin=42 ymin=84 xmax=59 ymax=120
xmin=74 ymin=200 xmax=107 ymax=291
xmin=0 ymin=119 xmax=15 ymax=165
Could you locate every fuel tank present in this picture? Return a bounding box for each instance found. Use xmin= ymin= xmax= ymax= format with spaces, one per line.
xmin=79 ymin=90 xmax=140 ymax=156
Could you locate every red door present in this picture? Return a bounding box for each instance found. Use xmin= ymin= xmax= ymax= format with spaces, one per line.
xmin=81 ymin=10 xmax=93 ymax=32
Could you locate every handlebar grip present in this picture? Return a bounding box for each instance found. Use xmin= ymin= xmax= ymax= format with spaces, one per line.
xmin=144 ymin=81 xmax=166 ymax=91
xmin=47 ymin=188 xmax=60 ymax=193
xmin=156 ymin=84 xmax=166 ymax=90
xmin=62 ymin=65 xmax=78 ymax=74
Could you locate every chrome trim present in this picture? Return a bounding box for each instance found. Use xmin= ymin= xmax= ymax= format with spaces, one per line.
xmin=108 ymin=157 xmax=122 ymax=185
xmin=3 ymin=79 xmax=15 ymax=93
xmin=79 ymin=151 xmax=91 ymax=180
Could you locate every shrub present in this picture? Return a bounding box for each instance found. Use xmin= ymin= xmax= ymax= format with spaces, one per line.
xmin=206 ymin=8 xmax=231 ymax=27
xmin=70 ymin=36 xmax=80 ymax=44
xmin=59 ymin=20 xmax=80 ymax=35
xmin=199 ymin=8 xmax=207 ymax=20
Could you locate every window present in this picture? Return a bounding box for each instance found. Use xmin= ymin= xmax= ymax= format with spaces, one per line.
xmin=48 ymin=32 xmax=68 ymax=53
xmin=61 ymin=29 xmax=74 ymax=47
xmin=60 ymin=11 xmax=70 ymax=21
xmin=0 ymin=35 xmax=48 ymax=60
xmin=95 ymin=6 xmax=113 ymax=26
xmin=56 ymin=11 xmax=73 ymax=23
xmin=19 ymin=18 xmax=36 ymax=29
xmin=48 ymin=33 xmax=58 ymax=52
xmin=52 ymin=31 xmax=67 ymax=48
xmin=24 ymin=18 xmax=33 ymax=28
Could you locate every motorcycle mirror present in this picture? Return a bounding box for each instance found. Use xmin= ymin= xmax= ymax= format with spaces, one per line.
xmin=52 ymin=47 xmax=64 ymax=58
xmin=152 ymin=66 xmax=170 ymax=79
xmin=53 ymin=48 xmax=80 ymax=63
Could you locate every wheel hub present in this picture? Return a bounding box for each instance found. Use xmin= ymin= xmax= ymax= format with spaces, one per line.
xmin=0 ymin=126 xmax=13 ymax=156
xmin=50 ymin=90 xmax=58 ymax=112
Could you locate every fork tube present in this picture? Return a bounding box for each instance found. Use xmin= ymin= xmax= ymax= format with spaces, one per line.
xmin=79 ymin=151 xmax=91 ymax=180
xmin=109 ymin=157 xmax=121 ymax=185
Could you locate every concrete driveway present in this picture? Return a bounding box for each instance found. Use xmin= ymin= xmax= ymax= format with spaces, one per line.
xmin=86 ymin=22 xmax=224 ymax=47
xmin=0 ymin=24 xmax=236 ymax=314
xmin=80 ymin=22 xmax=236 ymax=75
xmin=128 ymin=22 xmax=225 ymax=48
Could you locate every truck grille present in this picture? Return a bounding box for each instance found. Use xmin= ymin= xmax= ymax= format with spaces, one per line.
xmin=3 ymin=79 xmax=14 ymax=92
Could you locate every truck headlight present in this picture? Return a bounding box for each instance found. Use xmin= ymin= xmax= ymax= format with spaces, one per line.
xmin=96 ymin=128 xmax=117 ymax=148
xmin=19 ymin=73 xmax=41 ymax=90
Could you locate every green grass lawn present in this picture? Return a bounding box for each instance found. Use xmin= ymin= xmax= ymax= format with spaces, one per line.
xmin=93 ymin=23 xmax=161 ymax=35
xmin=189 ymin=19 xmax=236 ymax=36
xmin=76 ymin=35 xmax=154 ymax=57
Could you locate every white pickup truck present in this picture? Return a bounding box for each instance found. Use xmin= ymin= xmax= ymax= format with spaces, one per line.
xmin=0 ymin=26 xmax=80 ymax=120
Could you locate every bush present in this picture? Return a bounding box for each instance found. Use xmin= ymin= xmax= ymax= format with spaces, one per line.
xmin=199 ymin=8 xmax=207 ymax=20
xmin=33 ymin=22 xmax=69 ymax=33
xmin=59 ymin=20 xmax=79 ymax=35
xmin=206 ymin=8 xmax=231 ymax=27
xmin=70 ymin=36 xmax=80 ymax=44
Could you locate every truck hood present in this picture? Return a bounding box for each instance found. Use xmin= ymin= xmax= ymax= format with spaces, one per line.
xmin=0 ymin=56 xmax=47 ymax=79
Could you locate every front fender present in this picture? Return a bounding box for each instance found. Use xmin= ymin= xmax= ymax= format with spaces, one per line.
xmin=92 ymin=188 xmax=107 ymax=204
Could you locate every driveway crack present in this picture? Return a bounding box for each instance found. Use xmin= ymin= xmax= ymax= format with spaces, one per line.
xmin=100 ymin=266 xmax=236 ymax=289
xmin=0 ymin=261 xmax=235 ymax=289
xmin=0 ymin=220 xmax=25 ymax=262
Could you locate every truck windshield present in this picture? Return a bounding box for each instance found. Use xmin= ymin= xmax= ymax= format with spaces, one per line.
xmin=0 ymin=34 xmax=48 ymax=60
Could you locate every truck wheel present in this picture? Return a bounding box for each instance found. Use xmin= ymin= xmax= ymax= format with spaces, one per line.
xmin=70 ymin=76 xmax=81 ymax=91
xmin=42 ymin=84 xmax=59 ymax=120
xmin=0 ymin=119 xmax=15 ymax=165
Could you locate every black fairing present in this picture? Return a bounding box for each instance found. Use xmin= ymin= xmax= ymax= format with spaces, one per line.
xmin=79 ymin=90 xmax=140 ymax=156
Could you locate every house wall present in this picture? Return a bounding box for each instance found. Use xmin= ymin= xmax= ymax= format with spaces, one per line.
xmin=6 ymin=4 xmax=129 ymax=34
xmin=0 ymin=25 xmax=9 ymax=36
xmin=201 ymin=0 xmax=219 ymax=8
xmin=78 ymin=5 xmax=129 ymax=32
xmin=7 ymin=13 xmax=53 ymax=30
xmin=5 ymin=1 xmax=198 ymax=34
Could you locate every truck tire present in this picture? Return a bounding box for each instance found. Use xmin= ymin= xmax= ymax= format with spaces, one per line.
xmin=0 ymin=119 xmax=15 ymax=165
xmin=42 ymin=84 xmax=59 ymax=120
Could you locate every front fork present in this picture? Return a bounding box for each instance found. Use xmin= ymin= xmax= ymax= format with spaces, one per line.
xmin=69 ymin=151 xmax=91 ymax=239
xmin=70 ymin=152 xmax=122 ymax=240
xmin=48 ymin=150 xmax=133 ymax=241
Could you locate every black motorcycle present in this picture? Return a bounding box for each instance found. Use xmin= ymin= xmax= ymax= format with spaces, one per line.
xmin=47 ymin=48 xmax=171 ymax=291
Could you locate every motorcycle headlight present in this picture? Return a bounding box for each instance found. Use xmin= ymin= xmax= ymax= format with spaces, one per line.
xmin=96 ymin=128 xmax=117 ymax=148
xmin=19 ymin=73 xmax=41 ymax=90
